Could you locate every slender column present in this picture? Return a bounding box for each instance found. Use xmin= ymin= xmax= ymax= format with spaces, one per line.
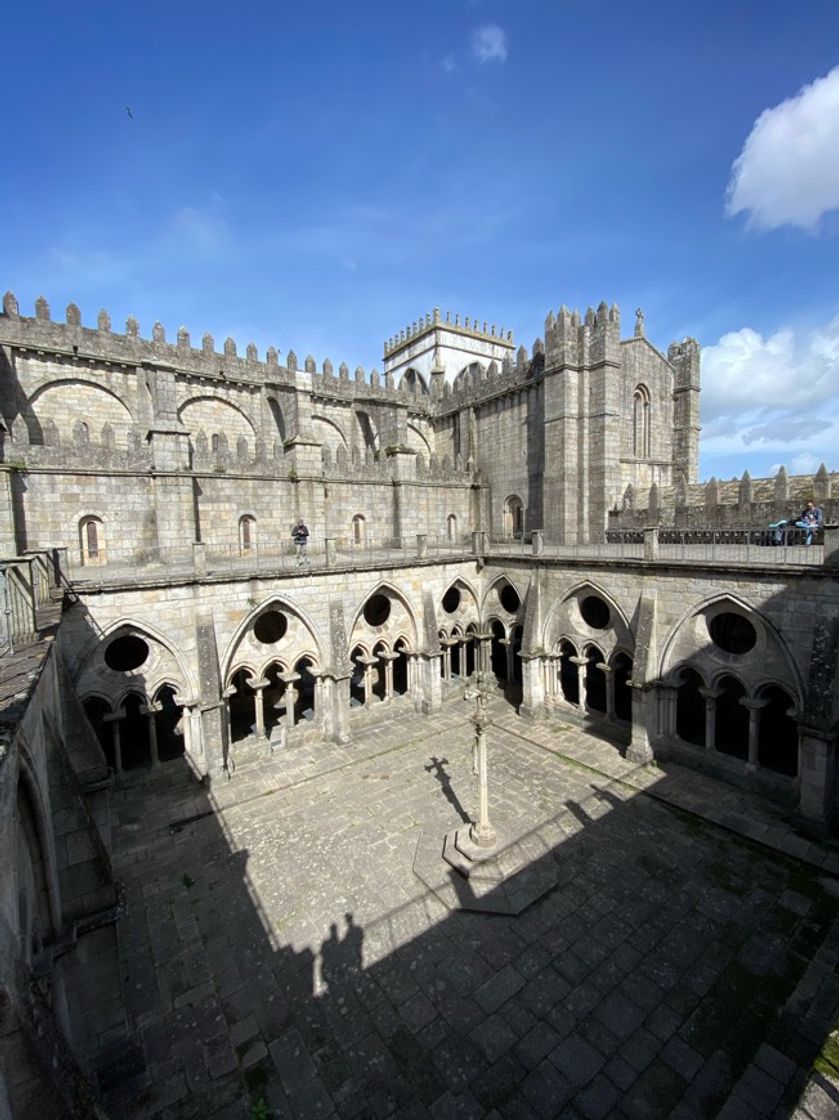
xmin=741 ymin=698 xmax=768 ymax=768
xmin=442 ymin=643 xmax=452 ymax=682
xmin=313 ymin=674 xmax=323 ymax=722
xmin=570 ymin=656 xmax=587 ymax=709
xmin=463 ymin=673 xmax=496 ymax=849
xmin=281 ymin=672 xmax=301 ymax=728
xmin=221 ymin=684 xmax=236 ymax=748
xmin=360 ymin=659 xmax=375 ymax=707
xmin=253 ymin=679 xmax=270 ymax=739
xmin=141 ymin=702 xmax=162 ymax=767
xmin=505 ymin=641 xmax=514 ymax=682
xmin=598 ymin=663 xmax=615 ymax=720
xmin=699 ymin=688 xmax=720 ymax=750
xmin=182 ymin=704 xmax=193 ymax=757
xmin=103 ymin=710 xmax=124 ymax=773
xmin=382 ymin=653 xmax=398 ymax=701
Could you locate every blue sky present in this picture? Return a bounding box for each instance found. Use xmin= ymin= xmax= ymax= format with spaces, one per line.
xmin=4 ymin=0 xmax=839 ymax=481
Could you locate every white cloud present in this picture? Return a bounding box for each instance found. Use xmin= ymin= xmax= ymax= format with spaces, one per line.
xmin=699 ymin=311 xmax=839 ymax=467
xmin=472 ymin=25 xmax=508 ymax=64
xmin=726 ymin=66 xmax=839 ymax=231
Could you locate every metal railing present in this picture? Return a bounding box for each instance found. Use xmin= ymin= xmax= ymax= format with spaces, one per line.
xmin=63 ymin=534 xmax=477 ymax=583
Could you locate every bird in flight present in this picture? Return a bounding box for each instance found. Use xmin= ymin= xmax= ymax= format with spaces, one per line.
xmin=125 ymin=106 xmax=134 ymax=119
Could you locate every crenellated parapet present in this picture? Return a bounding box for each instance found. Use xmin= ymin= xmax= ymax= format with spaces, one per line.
xmin=0 ymin=293 xmax=410 ymax=407
xmin=610 ymin=463 xmax=838 ymax=531
xmin=383 ymin=307 xmax=514 ymax=359
xmin=543 ymin=301 xmax=622 ymax=368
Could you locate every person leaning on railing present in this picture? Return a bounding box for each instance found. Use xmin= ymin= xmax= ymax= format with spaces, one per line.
xmin=794 ymin=501 xmax=824 ymax=546
xmin=292 ymin=519 xmax=310 ymax=567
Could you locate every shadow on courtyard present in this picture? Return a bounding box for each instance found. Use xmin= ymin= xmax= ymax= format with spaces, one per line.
xmin=88 ymin=739 xmax=839 ymax=1120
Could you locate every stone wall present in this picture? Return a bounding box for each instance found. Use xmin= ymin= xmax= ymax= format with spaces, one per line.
xmin=0 ymin=639 xmax=120 ymax=1119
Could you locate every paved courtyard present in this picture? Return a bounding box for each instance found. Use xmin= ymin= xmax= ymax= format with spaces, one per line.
xmin=97 ymin=702 xmax=839 ymax=1120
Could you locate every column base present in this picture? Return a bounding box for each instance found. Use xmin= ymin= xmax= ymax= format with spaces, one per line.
xmin=626 ymin=741 xmax=654 ymax=764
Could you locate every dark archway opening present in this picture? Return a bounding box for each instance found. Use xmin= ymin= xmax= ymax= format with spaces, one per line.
xmin=465 ymin=629 xmax=476 ymax=677
xmin=263 ymin=662 xmax=286 ymax=735
xmin=676 ymin=668 xmax=705 ymax=747
xmin=121 ymin=692 xmax=151 ymax=769
xmin=229 ymin=669 xmax=256 ymax=743
xmin=394 ymin=640 xmax=409 ymax=696
xmin=585 ymin=646 xmax=606 ymax=714
xmin=559 ymin=641 xmax=579 ymax=704
xmin=510 ymin=625 xmax=523 ymax=685
xmin=613 ymin=653 xmax=633 ymax=722
xmin=83 ymin=697 xmax=113 ymax=768
xmin=714 ymin=676 xmax=749 ymax=760
xmin=154 ymin=685 xmax=184 ymax=762
xmin=450 ymin=638 xmax=462 ymax=679
xmin=350 ymin=647 xmax=365 ymax=707
xmin=758 ymin=687 xmax=798 ymax=776
xmin=295 ymin=657 xmax=316 ymax=722
xmin=490 ymin=621 xmax=507 ymax=681
xmin=372 ymin=643 xmax=387 ymax=702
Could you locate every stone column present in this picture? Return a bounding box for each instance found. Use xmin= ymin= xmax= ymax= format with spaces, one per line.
xmin=531 ymin=530 xmax=544 ymax=556
xmin=358 ymin=658 xmax=375 ymax=707
xmin=381 ymin=652 xmax=398 ymax=701
xmin=416 ymin=533 xmax=428 ymax=559
xmin=141 ymin=702 xmax=161 ymax=767
xmin=103 ymin=710 xmax=124 ymax=773
xmin=441 ymin=642 xmax=452 ymax=682
xmin=570 ymin=656 xmax=587 ymax=709
xmin=699 ymin=688 xmax=720 ymax=750
xmin=505 ymin=640 xmax=515 ymax=683
xmin=520 ymin=653 xmax=547 ymax=721
xmin=741 ymin=698 xmax=768 ymax=769
xmin=598 ymin=662 xmax=615 ymax=720
xmin=319 ymin=672 xmax=352 ymax=745
xmin=626 ymin=683 xmax=655 ymax=764
xmin=657 ymin=685 xmax=678 ymax=738
xmin=325 ymin=538 xmax=337 ymax=566
xmin=251 ymin=678 xmax=269 ymax=739
xmin=281 ymin=672 xmax=301 ymax=728
xmin=415 ymin=652 xmax=443 ymax=714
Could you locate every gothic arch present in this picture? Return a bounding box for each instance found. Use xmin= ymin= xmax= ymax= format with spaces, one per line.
xmin=400 ymin=368 xmax=429 ymax=394
xmin=480 ymin=574 xmax=525 ymax=618
xmin=222 ymin=595 xmax=325 ymax=684
xmin=632 ymin=383 xmax=651 ymax=458
xmin=406 ymin=422 xmax=432 ymax=455
xmin=349 ymin=580 xmax=419 ymax=646
xmin=29 ymin=377 xmax=135 ymax=421
xmin=312 ymin=414 xmax=349 ymax=449
xmin=440 ymin=575 xmax=480 ymax=623
xmin=178 ymin=395 xmax=258 ymax=437
xmin=71 ymin=618 xmax=197 ymax=704
xmin=659 ymin=593 xmax=803 ymax=704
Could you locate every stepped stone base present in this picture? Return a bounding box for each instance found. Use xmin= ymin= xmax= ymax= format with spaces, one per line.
xmin=412 ymin=819 xmax=558 ymax=915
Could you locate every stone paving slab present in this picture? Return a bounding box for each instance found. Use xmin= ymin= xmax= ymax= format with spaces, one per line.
xmin=97 ymin=701 xmax=839 ymax=1120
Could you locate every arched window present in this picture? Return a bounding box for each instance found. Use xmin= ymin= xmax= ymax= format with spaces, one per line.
xmin=447 ymin=514 xmax=457 ymax=542
xmin=79 ymin=515 xmax=104 ymax=566
xmin=633 ymin=385 xmax=651 ymax=458
xmin=504 ymin=495 xmax=524 ymax=539
xmin=239 ymin=514 xmax=256 ymax=554
xmin=352 ymin=514 xmax=366 ymax=545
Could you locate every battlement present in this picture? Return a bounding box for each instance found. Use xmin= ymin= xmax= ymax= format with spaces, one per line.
xmin=384 ymin=307 xmax=515 ymax=358
xmin=0 ymin=290 xmax=423 ymax=410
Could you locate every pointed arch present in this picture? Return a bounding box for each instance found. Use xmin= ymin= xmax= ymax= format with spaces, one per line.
xmin=221 ymin=594 xmax=325 ymax=684
xmin=480 ymin=574 xmax=525 ymax=617
xmin=349 ymin=579 xmax=419 ymax=644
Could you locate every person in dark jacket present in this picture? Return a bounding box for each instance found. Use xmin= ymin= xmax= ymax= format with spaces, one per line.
xmin=292 ymin=519 xmax=310 ymax=567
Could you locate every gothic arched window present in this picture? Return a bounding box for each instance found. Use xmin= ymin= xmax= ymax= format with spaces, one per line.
xmin=79 ymin=515 xmax=104 ymax=565
xmin=633 ymin=385 xmax=651 ymax=458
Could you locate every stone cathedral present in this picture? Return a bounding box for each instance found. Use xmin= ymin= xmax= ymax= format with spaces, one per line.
xmin=1 ymin=289 xmax=838 ymax=1118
